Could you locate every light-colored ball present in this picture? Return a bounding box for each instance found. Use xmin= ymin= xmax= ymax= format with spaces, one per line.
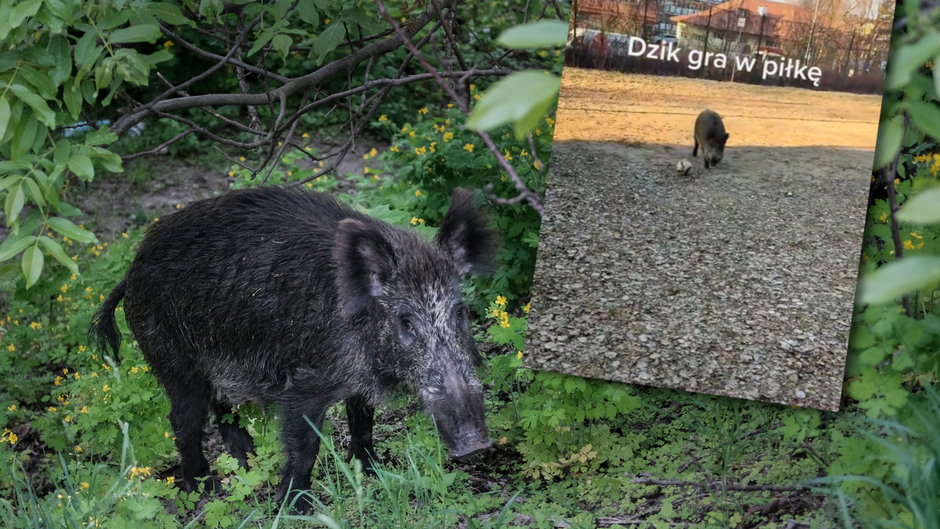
xmin=676 ymin=159 xmax=692 ymax=175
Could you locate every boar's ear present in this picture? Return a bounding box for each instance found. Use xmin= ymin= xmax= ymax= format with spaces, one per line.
xmin=334 ymin=219 xmax=396 ymax=317
xmin=435 ymin=188 xmax=497 ymax=276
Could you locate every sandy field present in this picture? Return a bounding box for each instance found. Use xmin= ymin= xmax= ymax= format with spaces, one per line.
xmin=553 ymin=68 xmax=882 ymax=149
xmin=524 ymin=69 xmax=880 ymax=410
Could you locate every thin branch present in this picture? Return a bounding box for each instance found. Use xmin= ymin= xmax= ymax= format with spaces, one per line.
xmin=113 ymin=10 xmax=436 ymax=135
xmin=884 ymin=114 xmax=912 ymax=316
xmin=629 ymin=476 xmax=813 ymax=493
xmin=121 ymin=130 xmax=193 ymax=161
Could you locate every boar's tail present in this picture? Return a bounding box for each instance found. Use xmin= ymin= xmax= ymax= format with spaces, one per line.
xmin=89 ymin=279 xmax=127 ymax=362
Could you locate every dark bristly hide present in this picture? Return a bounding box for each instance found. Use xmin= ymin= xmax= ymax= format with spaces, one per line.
xmin=89 ymin=187 xmax=497 ymax=511
xmin=692 ymin=109 xmax=730 ymax=169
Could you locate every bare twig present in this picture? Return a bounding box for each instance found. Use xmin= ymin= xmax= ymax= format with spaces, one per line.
xmin=121 ymin=130 xmax=194 ymax=161
xmin=629 ymin=476 xmax=813 ymax=493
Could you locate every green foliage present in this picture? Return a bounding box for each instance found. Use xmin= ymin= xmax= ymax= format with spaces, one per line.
xmin=468 ymin=23 xmax=564 ymax=139
xmin=826 ymin=385 xmax=940 ymax=529
xmin=352 ymin=103 xmax=551 ymax=312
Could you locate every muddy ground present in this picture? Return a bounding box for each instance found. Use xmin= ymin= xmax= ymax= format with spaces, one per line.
xmin=523 ymin=69 xmax=879 ymax=411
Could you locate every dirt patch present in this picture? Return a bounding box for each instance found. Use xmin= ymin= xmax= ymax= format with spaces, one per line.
xmin=524 ymin=70 xmax=878 ymax=411
xmin=76 ymin=136 xmax=388 ymax=237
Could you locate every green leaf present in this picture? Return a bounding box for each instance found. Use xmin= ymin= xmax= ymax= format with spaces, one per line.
xmin=22 ymin=176 xmax=44 ymax=207
xmin=859 ymin=256 xmax=940 ymax=304
xmin=297 ymin=0 xmax=319 ymax=26
xmin=109 ymin=24 xmax=161 ymax=44
xmin=8 ymin=83 xmax=56 ymax=128
xmin=0 ymin=97 xmax=10 ymax=141
xmin=54 ymin=138 xmax=72 ymax=166
xmin=21 ymin=243 xmax=43 ymax=287
xmin=19 ymin=65 xmax=57 ymax=99
xmin=39 ymin=236 xmax=78 ymax=273
xmin=906 ymin=100 xmax=940 ymax=141
xmin=496 ymin=20 xmax=569 ymax=49
xmin=248 ymin=27 xmax=277 ymax=57
xmin=312 ymin=23 xmax=345 ymax=64
xmin=67 ymin=153 xmax=94 ymax=180
xmin=873 ymin=114 xmax=903 ymax=170
xmin=466 ymin=70 xmax=560 ymax=139
xmin=63 ymin=80 xmax=82 ymax=119
xmin=74 ymin=31 xmax=102 ymax=71
xmin=0 ymin=233 xmax=36 ymax=261
xmin=48 ymin=216 xmax=97 ymax=243
xmin=47 ymin=35 xmax=73 ymax=87
xmin=4 ymin=182 xmax=25 ymax=224
xmin=896 ymin=187 xmax=940 ymax=224
xmin=9 ymin=0 xmax=42 ymax=29
xmin=885 ymin=32 xmax=940 ymax=91
xmin=148 ymin=2 xmax=193 ymax=25
xmin=272 ymin=34 xmax=292 ymax=62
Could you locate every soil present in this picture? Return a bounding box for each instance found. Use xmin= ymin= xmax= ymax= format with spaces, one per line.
xmin=523 ymin=68 xmax=879 ymax=411
xmin=77 ymin=136 xmax=388 ymax=237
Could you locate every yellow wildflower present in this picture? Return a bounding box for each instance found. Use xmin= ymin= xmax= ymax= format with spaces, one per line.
xmin=74 ymin=444 xmax=83 ymax=452
xmin=80 ymin=482 xmax=90 ymax=489
xmin=7 ymin=344 xmax=15 ymax=352
xmin=80 ymin=406 xmax=88 ymax=413
xmin=7 ymin=404 xmax=16 ymax=411
xmin=503 ymin=150 xmax=512 ymax=160
xmin=418 ymin=107 xmax=429 ymax=115
xmin=443 ymin=132 xmax=454 ymax=142
xmin=415 ymin=146 xmax=427 ymax=155
xmin=463 ymin=143 xmax=474 ymax=152
xmin=410 ymin=217 xmax=425 ymax=226
xmin=523 ymin=302 xmax=531 ymax=314
xmin=390 ymin=145 xmax=400 ymax=152
xmin=163 ymin=40 xmax=173 ymax=48
xmin=378 ymin=115 xmax=388 ymax=122
xmin=166 ymin=476 xmax=176 ymax=484
xmin=516 ymin=350 xmax=523 ymax=360
xmin=121 ymin=232 xmax=129 ymax=238
xmin=496 ymin=296 xmax=507 ymax=307
xmin=533 ymin=160 xmax=543 ymax=170
xmin=128 ymin=466 xmax=153 ymax=479
xmin=904 ymin=240 xmax=915 ymax=250
xmin=102 ymin=385 xmax=110 ymax=392
xmin=415 ymin=190 xmax=423 ymax=197
xmin=228 ymin=170 xmax=235 ymax=177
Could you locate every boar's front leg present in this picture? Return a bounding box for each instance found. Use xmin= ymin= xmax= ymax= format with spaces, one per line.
xmin=345 ymin=395 xmax=380 ymax=473
xmin=275 ymin=400 xmax=328 ymax=513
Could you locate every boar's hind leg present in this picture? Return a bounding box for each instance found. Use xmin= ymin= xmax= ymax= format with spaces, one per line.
xmin=213 ymin=401 xmax=255 ymax=470
xmin=693 ymin=138 xmax=699 ymax=157
xmin=165 ymin=379 xmax=217 ymax=492
xmin=275 ymin=401 xmax=328 ymax=512
xmin=345 ymin=395 xmax=380 ymax=473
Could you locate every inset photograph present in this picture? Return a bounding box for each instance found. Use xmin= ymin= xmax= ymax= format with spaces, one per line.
xmin=524 ymin=0 xmax=894 ymax=410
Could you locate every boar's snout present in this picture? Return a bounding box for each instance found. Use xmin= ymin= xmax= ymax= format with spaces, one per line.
xmin=449 ymin=433 xmax=493 ymax=460
xmin=425 ymin=367 xmax=492 ymax=460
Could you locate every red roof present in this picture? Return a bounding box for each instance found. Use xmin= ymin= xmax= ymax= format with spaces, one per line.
xmin=671 ymin=0 xmax=811 ymax=38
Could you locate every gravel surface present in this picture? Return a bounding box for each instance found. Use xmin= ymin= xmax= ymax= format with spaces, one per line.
xmin=523 ymin=141 xmax=870 ymax=411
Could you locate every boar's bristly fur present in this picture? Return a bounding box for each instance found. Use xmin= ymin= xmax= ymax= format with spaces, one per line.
xmin=89 ymin=187 xmax=497 ymax=512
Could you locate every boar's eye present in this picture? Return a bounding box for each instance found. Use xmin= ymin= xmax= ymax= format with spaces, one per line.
xmin=399 ymin=315 xmax=415 ymax=334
